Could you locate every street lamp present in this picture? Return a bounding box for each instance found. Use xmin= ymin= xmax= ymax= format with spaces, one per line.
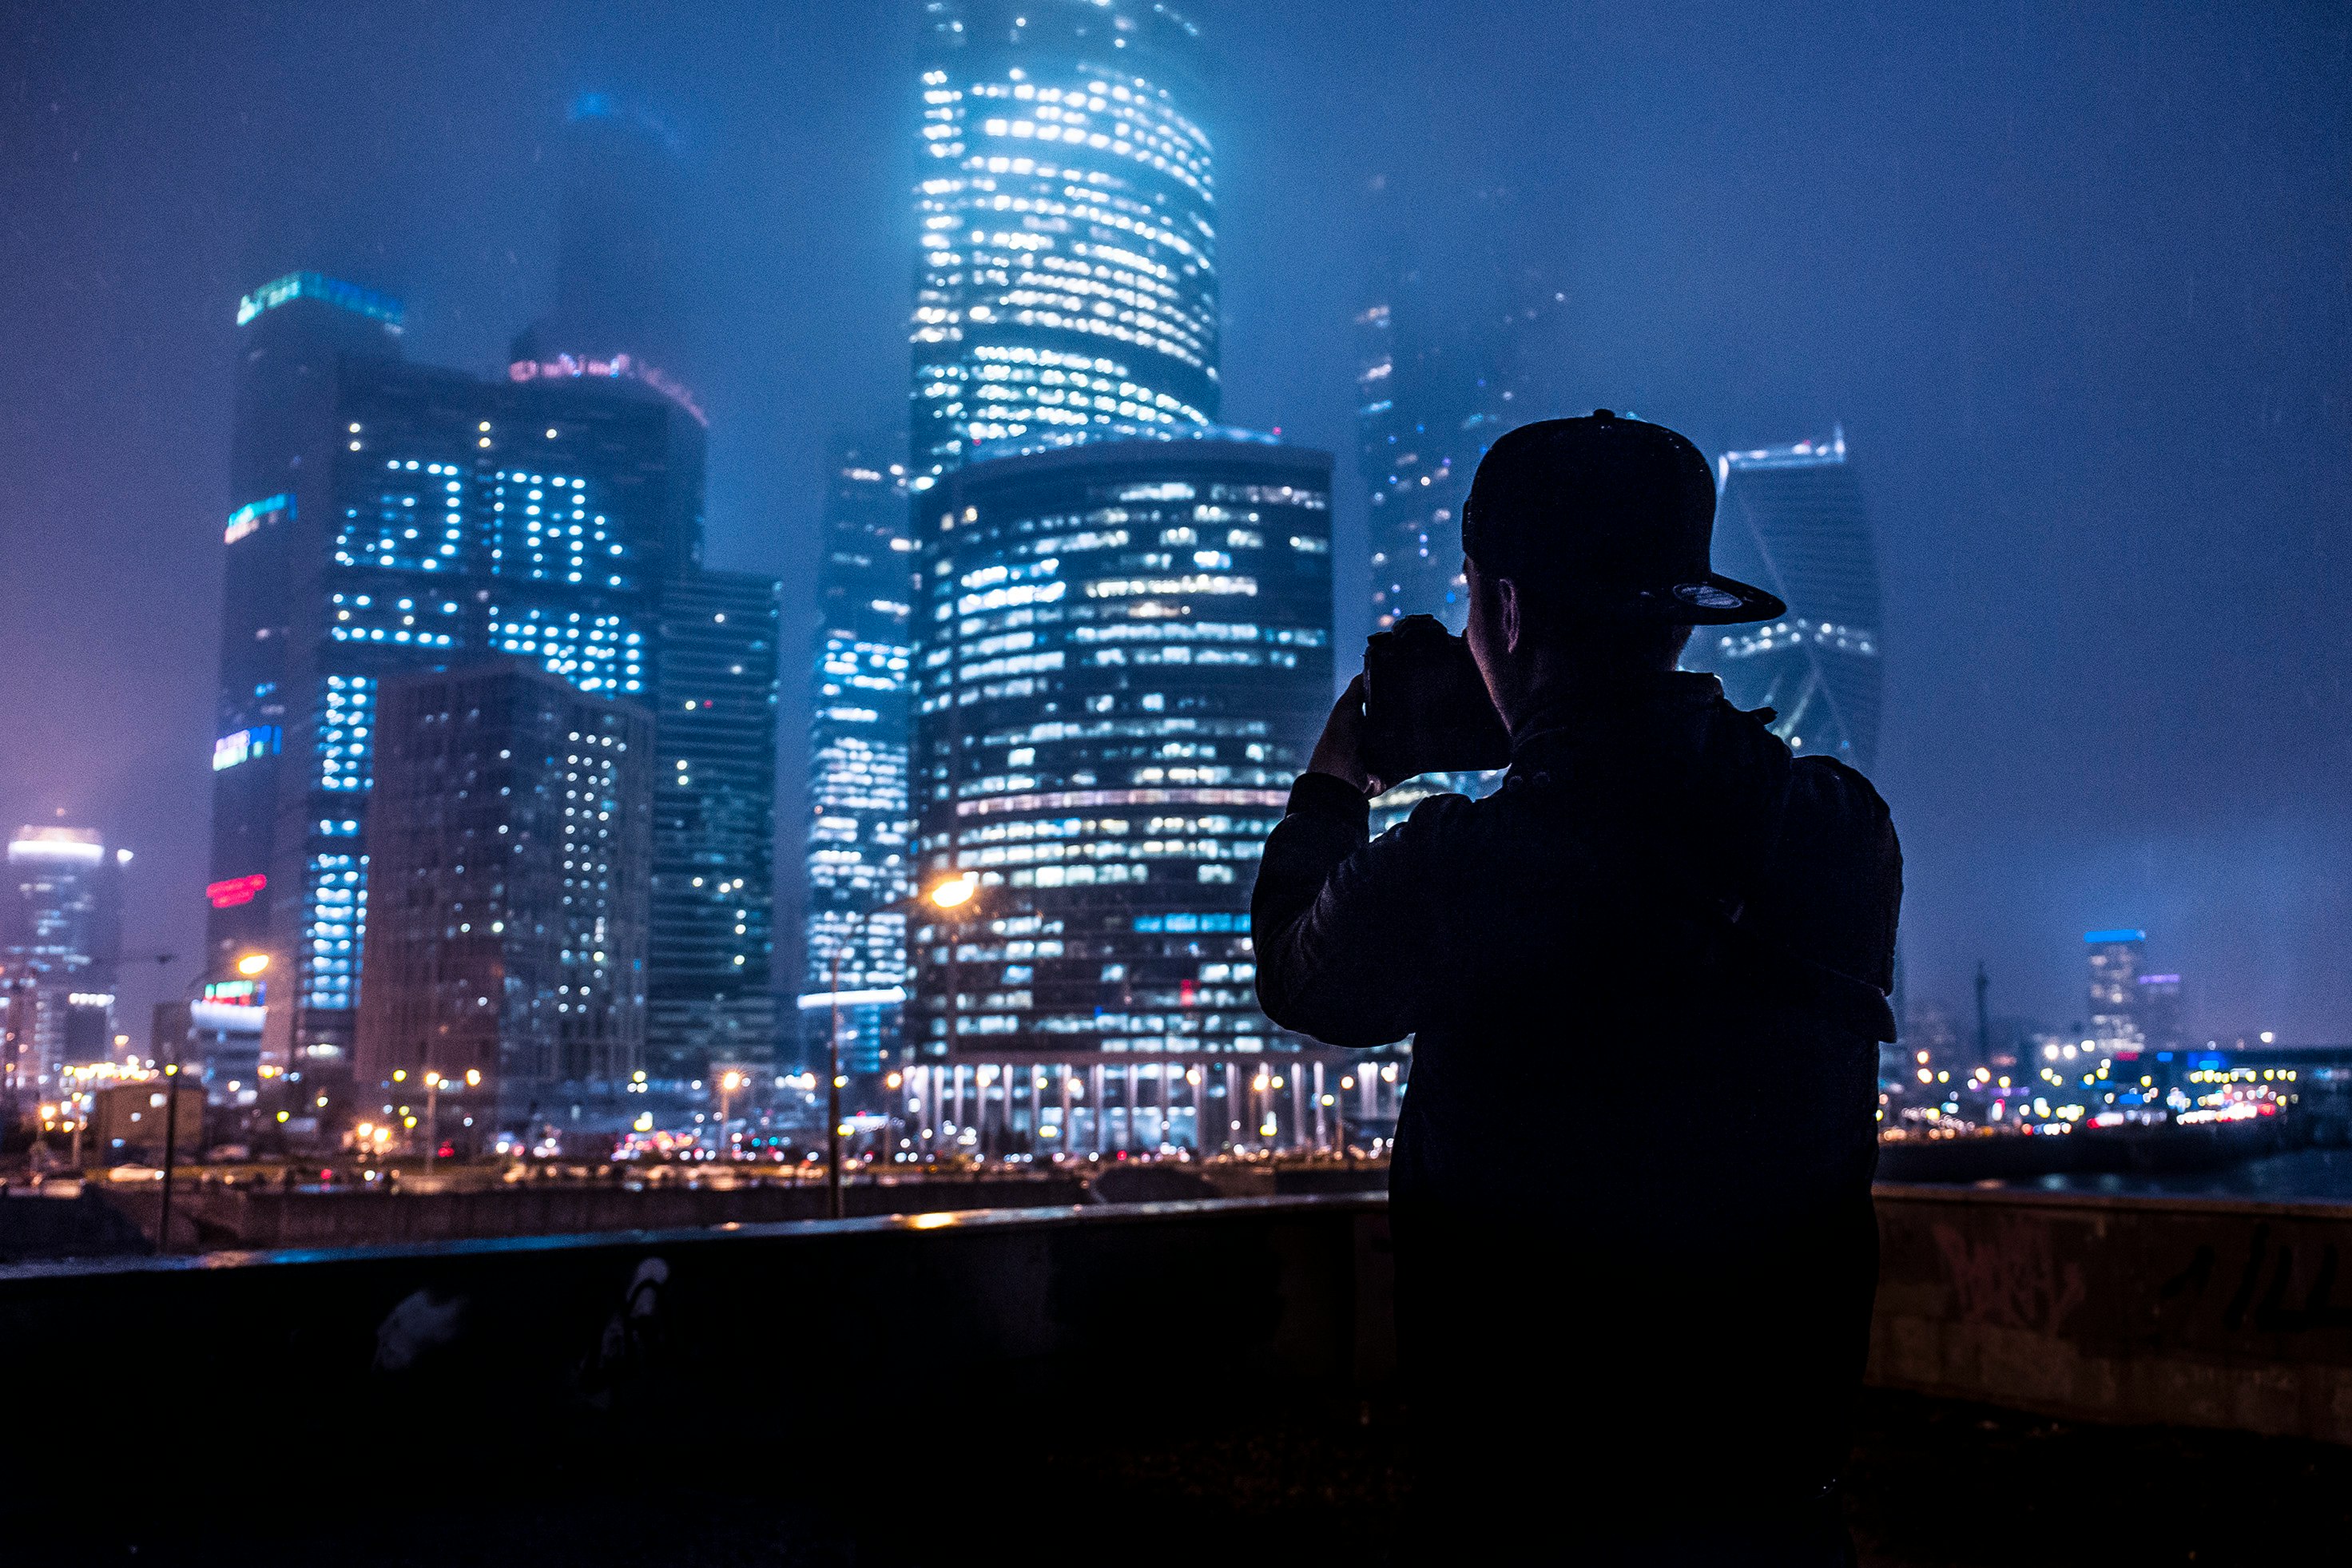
xmin=824 ymin=875 xmax=982 ymax=1220
xmin=715 ymin=1069 xmax=744 ymax=1163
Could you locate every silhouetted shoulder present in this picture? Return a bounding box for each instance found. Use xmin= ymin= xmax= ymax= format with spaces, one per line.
xmin=1781 ymin=754 xmax=1901 ymax=992
xmin=1790 ymin=755 xmax=1893 ymax=832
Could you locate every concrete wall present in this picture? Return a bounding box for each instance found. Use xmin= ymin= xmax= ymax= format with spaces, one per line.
xmin=8 ymin=1183 xmax=2352 ymax=1493
xmin=0 ymin=1193 xmax=1397 ymax=1494
xmin=1870 ymin=1183 xmax=2352 ymax=1445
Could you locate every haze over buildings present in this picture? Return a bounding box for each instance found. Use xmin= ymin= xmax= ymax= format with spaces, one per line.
xmin=3 ymin=2 xmax=2347 ymax=1054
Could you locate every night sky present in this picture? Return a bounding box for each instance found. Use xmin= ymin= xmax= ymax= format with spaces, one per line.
xmin=3 ymin=2 xmax=2346 ymax=1046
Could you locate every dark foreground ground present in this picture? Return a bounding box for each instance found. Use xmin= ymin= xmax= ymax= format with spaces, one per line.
xmin=44 ymin=1389 xmax=2352 ymax=1566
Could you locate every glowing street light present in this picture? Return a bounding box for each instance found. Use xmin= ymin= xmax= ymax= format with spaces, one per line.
xmin=715 ymin=1069 xmax=745 ymax=1161
xmin=929 ymin=873 xmax=977 ymax=910
xmin=235 ymin=951 xmax=271 ymax=977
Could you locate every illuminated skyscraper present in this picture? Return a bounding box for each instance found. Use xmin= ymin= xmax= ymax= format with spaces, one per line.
xmin=2 ymin=827 xmax=127 ymax=1098
xmin=2086 ymin=928 xmax=2147 ymax=1052
xmin=1687 ymin=432 xmax=1885 ymax=768
xmin=207 ymin=272 xmax=706 ymax=1107
xmin=356 ymin=662 xmax=654 ymax=1149
xmin=650 ymin=569 xmax=781 ymax=1079
xmin=1353 ymin=244 xmax=1565 ymax=828
xmin=908 ymin=432 xmax=1349 ymax=1154
xmin=911 ymin=0 xmax=1218 ymax=484
xmin=1353 ymin=193 xmax=1570 ymax=635
xmin=802 ymin=442 xmax=915 ymax=1074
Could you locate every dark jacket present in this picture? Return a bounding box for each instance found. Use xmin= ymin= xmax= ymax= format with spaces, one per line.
xmin=1253 ymin=673 xmax=1901 ymax=1526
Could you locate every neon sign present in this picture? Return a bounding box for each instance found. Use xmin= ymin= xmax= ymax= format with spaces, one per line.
xmin=507 ymin=351 xmax=709 ymax=427
xmin=225 ymin=494 xmax=292 ymax=545
xmin=213 ymin=726 xmax=281 ymax=771
xmin=206 ymin=873 xmax=267 ymax=909
xmin=236 ymin=272 xmax=404 ymax=330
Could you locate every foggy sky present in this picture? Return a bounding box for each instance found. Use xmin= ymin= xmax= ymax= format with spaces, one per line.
xmin=2 ymin=1 xmax=2347 ymax=1046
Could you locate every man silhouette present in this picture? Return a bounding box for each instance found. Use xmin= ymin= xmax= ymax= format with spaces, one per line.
xmin=1253 ymin=413 xmax=1900 ymax=1563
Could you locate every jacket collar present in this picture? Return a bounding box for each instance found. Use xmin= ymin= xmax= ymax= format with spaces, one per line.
xmin=1505 ymin=672 xmax=1726 ymax=778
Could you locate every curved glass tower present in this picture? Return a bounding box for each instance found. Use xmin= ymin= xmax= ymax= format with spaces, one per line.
xmin=908 ymin=433 xmax=1345 ymax=1155
xmin=912 ymin=0 xmax=1218 ymax=482
xmin=1688 ymin=431 xmax=1885 ymax=768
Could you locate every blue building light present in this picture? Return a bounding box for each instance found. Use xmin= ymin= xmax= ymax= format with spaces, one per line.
xmin=2084 ymin=928 xmax=2147 ymax=944
xmin=224 ymin=494 xmax=294 ymax=545
xmin=211 ymin=725 xmax=281 ymax=771
xmin=235 ymin=272 xmax=405 ymax=331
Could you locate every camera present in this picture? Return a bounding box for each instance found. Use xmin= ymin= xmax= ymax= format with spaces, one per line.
xmin=1361 ymin=614 xmax=1512 ymax=788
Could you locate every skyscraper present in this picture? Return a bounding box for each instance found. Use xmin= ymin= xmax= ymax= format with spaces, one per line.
xmin=911 ymin=0 xmax=1218 ymax=484
xmin=2 ymin=826 xmax=127 ymax=1101
xmin=508 ymin=94 xmax=701 ymax=423
xmin=650 ymin=569 xmax=781 ymax=1080
xmin=908 ymin=432 xmax=1340 ymax=1153
xmin=1687 ymin=432 xmax=1885 ymax=768
xmin=2086 ymin=928 xmax=2147 ymax=1053
xmin=355 ymin=662 xmax=654 ymax=1149
xmin=207 ymin=272 xmax=706 ymax=1109
xmin=1351 ymin=241 xmax=1566 ymax=828
xmin=802 ymin=441 xmax=916 ymax=1075
xmin=1354 ymin=243 xmax=1566 ymax=635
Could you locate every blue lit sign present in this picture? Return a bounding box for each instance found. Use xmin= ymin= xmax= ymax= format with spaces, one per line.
xmin=213 ymin=726 xmax=282 ymax=771
xmin=2084 ymin=928 xmax=2146 ymax=943
xmin=224 ymin=493 xmax=293 ymax=545
xmin=235 ymin=272 xmax=405 ymax=330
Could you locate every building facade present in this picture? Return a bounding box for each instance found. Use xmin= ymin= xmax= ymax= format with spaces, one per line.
xmin=802 ymin=441 xmax=916 ymax=1075
xmin=1686 ymin=432 xmax=1885 ymax=769
xmin=908 ymin=432 xmax=1359 ymax=1155
xmin=649 ymin=569 xmax=781 ymax=1079
xmin=205 ymin=270 xmax=769 ymax=1122
xmin=1353 ymin=248 xmax=1564 ymax=636
xmin=2086 ymin=927 xmax=2148 ymax=1053
xmin=355 ymin=662 xmax=654 ymax=1149
xmin=911 ymin=0 xmax=1218 ymax=484
xmin=2 ymin=827 xmax=126 ymax=1102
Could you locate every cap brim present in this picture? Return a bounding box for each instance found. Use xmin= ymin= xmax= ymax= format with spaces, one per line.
xmin=1635 ymin=574 xmax=1788 ymax=625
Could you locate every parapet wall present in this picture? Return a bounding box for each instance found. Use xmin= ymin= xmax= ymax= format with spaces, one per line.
xmin=1869 ymin=1183 xmax=2352 ymax=1445
xmin=5 ymin=1184 xmax=2349 ymax=1480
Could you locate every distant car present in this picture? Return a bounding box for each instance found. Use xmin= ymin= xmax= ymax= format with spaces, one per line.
xmin=205 ymin=1144 xmax=252 ymax=1164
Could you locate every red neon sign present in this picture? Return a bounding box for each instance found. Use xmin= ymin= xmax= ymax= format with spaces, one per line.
xmin=206 ymin=873 xmax=267 ymax=909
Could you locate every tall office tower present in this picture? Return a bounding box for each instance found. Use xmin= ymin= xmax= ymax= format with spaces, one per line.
xmin=356 ymin=663 xmax=654 ymax=1149
xmin=207 ymin=271 xmax=705 ymax=1102
xmin=2135 ymin=970 xmax=2184 ymax=1050
xmin=803 ymin=442 xmax=916 ymax=1075
xmin=1685 ymin=432 xmax=1885 ymax=769
xmin=649 ymin=569 xmax=782 ymax=1080
xmin=1353 ymin=251 xmax=1565 ymax=831
xmin=2 ymin=827 xmax=127 ymax=1099
xmin=909 ymin=433 xmax=1356 ymax=1155
xmin=509 ymin=95 xmax=705 ymax=424
xmin=910 ymin=0 xmax=1218 ymax=485
xmin=2085 ymin=928 xmax=2147 ymax=1053
xmin=1353 ymin=178 xmax=1571 ymax=638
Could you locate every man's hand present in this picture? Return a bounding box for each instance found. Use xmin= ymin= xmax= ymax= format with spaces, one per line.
xmin=1307 ymin=673 xmax=1382 ymax=796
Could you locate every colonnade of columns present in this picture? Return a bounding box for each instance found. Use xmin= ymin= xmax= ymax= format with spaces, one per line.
xmin=883 ymin=1056 xmax=1408 ymax=1161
